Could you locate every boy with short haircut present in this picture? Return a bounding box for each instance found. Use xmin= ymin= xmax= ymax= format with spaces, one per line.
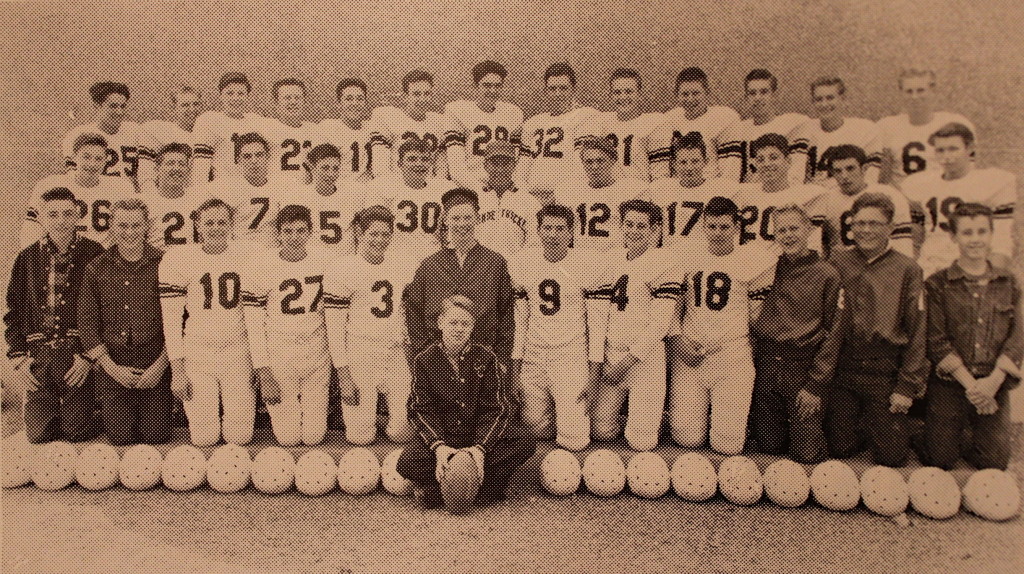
xmin=751 ymin=204 xmax=842 ymax=463
xmin=827 ymin=192 xmax=927 ymax=467
xmin=923 ymin=203 xmax=1022 ymax=470
xmin=398 ymin=295 xmax=536 ymax=513
xmin=78 ymin=198 xmax=170 ymax=445
xmin=62 ymin=81 xmax=140 ymax=181
xmin=5 ymin=187 xmax=105 ymax=443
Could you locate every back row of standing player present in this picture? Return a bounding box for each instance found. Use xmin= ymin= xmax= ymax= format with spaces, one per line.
xmin=35 ymin=62 xmax=1017 ymax=278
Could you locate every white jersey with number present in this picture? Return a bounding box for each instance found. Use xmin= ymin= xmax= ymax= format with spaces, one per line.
xmin=901 ymin=167 xmax=1017 ymax=273
xmin=201 ymin=176 xmax=291 ymax=247
xmin=678 ymin=242 xmax=775 ymax=347
xmin=788 ymin=117 xmax=883 ymax=185
xmin=806 ymin=184 xmax=915 ymax=257
xmin=368 ymin=107 xmax=449 ymax=175
xmin=475 ymin=186 xmax=543 ymax=261
xmin=510 ymin=248 xmax=593 ymax=350
xmin=519 ymin=106 xmax=601 ymax=189
xmin=159 ymin=242 xmax=252 ymax=361
xmin=62 ymin=122 xmax=141 ymax=179
xmin=645 ymin=106 xmax=740 ymax=180
xmin=193 ymin=111 xmax=264 ymax=181
xmin=443 ymin=100 xmax=525 ymax=185
xmin=554 ymin=178 xmax=645 ymax=253
xmin=241 ymin=249 xmax=327 ymax=369
xmin=138 ymin=186 xmax=206 ymax=250
xmin=594 ymin=247 xmax=686 ymax=359
xmin=288 ymin=184 xmax=365 ymax=252
xmin=589 ymin=112 xmax=664 ymax=182
xmin=643 ymin=177 xmax=742 ymax=245
xmin=259 ymin=117 xmax=318 ymax=184
xmin=372 ymin=177 xmax=448 ymax=257
xmin=317 ymin=119 xmax=375 ymax=181
xmin=731 ymin=183 xmax=828 ymax=251
xmin=138 ymin=120 xmax=207 ymax=187
xmin=877 ymin=111 xmax=975 ymax=183
xmin=23 ymin=173 xmax=135 ymax=248
xmin=717 ymin=113 xmax=809 ymax=182
xmin=323 ymin=251 xmax=417 ymax=366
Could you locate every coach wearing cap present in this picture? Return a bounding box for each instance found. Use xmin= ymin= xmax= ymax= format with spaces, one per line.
xmin=403 ymin=187 xmax=515 ymax=372
xmin=473 ymin=139 xmax=544 ymax=261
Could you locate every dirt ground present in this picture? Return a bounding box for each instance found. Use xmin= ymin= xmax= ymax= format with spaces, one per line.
xmin=3 ymin=405 xmax=1022 ymax=574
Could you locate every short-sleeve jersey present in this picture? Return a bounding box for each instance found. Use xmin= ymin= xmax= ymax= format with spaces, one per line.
xmin=788 ymin=117 xmax=883 ymax=185
xmin=368 ymin=107 xmax=449 ymax=174
xmin=678 ymin=242 xmax=776 ymax=346
xmin=317 ymin=118 xmax=375 ymax=181
xmin=24 ymin=173 xmax=135 ymax=248
xmin=62 ymin=122 xmax=142 ymax=178
xmin=806 ymin=184 xmax=915 ymax=255
xmin=555 ymin=178 xmax=645 ymax=252
xmin=595 ymin=247 xmax=686 ymax=350
xmin=138 ymin=185 xmax=206 ymax=250
xmin=258 ymin=117 xmax=319 ymax=184
xmin=717 ymin=113 xmax=809 ymax=182
xmin=158 ymin=241 xmax=251 ymax=359
xmin=643 ymin=177 xmax=742 ymax=245
xmin=371 ymin=176 xmax=449 ymax=257
xmin=443 ymin=100 xmax=525 ymax=182
xmin=323 ymin=252 xmax=417 ymax=344
xmin=519 ymin=106 xmax=601 ymax=189
xmin=510 ymin=248 xmax=593 ymax=348
xmin=645 ymin=106 xmax=740 ymax=179
xmin=901 ymin=167 xmax=1018 ymax=274
xmin=589 ymin=112 xmax=665 ymax=182
xmin=193 ymin=110 xmax=265 ymax=181
xmin=731 ymin=183 xmax=828 ymax=251
xmin=138 ymin=120 xmax=208 ymax=187
xmin=475 ymin=186 xmax=543 ymax=261
xmin=877 ymin=111 xmax=976 ymax=181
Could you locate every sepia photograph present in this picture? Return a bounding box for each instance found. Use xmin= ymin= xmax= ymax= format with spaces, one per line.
xmin=1 ymin=0 xmax=1022 ymax=572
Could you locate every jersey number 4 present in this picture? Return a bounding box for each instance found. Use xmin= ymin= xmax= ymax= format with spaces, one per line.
xmin=280 ymin=275 xmax=324 ymax=315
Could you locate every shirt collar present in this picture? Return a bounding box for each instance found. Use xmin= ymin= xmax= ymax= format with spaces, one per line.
xmin=110 ymin=243 xmax=163 ymax=268
xmin=946 ymin=260 xmax=1011 ymax=282
xmin=41 ymin=233 xmax=78 ymax=256
xmin=779 ymin=250 xmax=820 ymax=267
xmin=855 ymin=245 xmax=892 ymax=265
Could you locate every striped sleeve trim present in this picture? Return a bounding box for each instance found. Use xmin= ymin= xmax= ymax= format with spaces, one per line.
xmin=653 ymin=282 xmax=685 ymax=299
xmin=369 ymin=133 xmax=391 ymax=147
xmin=572 ymin=134 xmax=599 ymax=149
xmin=647 ymin=148 xmax=672 ymax=163
xmin=442 ymin=131 xmax=465 ymax=148
xmin=137 ymin=146 xmax=156 ymax=160
xmin=749 ymin=286 xmax=773 ymax=301
xmin=240 ymin=290 xmax=266 ymax=307
xmin=158 ymin=282 xmax=187 ymax=298
xmin=584 ymin=284 xmax=613 ymax=300
xmin=788 ymin=140 xmax=809 ymax=154
xmin=892 ymin=225 xmax=914 ymax=239
xmin=513 ymin=287 xmax=527 ymax=300
xmin=321 ymin=293 xmax=351 ymax=309
xmin=717 ymin=141 xmax=743 ymax=157
xmin=993 ymin=203 xmax=1015 ymax=218
xmin=193 ymin=144 xmax=214 ymax=157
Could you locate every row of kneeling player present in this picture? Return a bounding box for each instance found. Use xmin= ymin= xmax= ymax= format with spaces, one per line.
xmin=5 ymin=184 xmax=1021 ymax=473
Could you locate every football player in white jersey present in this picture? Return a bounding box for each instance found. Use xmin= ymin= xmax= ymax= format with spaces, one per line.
xmin=294 ymin=144 xmax=364 ymax=253
xmin=788 ymin=76 xmax=884 ymax=185
xmin=668 ymin=196 xmax=775 ymax=455
xmin=160 ymin=199 xmax=254 ymax=446
xmin=242 ymin=205 xmax=330 ymax=446
xmin=807 ymin=144 xmax=915 ymax=258
xmin=319 ymin=78 xmax=375 ymax=182
xmin=444 ymin=61 xmax=525 ymax=188
xmin=193 ymin=73 xmax=263 ymax=181
xmin=731 ymin=133 xmax=827 ymax=251
xmin=139 ymin=144 xmax=206 ymax=250
xmin=204 ymin=132 xmax=288 ymax=247
xmin=555 ymin=138 xmax=644 ymax=253
xmin=590 ymin=199 xmax=685 ymax=451
xmin=138 ymin=86 xmax=206 ymax=188
xmin=474 ymin=140 xmax=543 ymax=261
xmin=62 ymin=82 xmax=140 ymax=184
xmin=645 ymin=132 xmax=740 ymax=245
xmin=645 ymin=67 xmax=740 ymax=180
xmin=589 ymin=68 xmax=663 ymax=182
xmin=374 ymin=138 xmax=449 ymax=257
xmin=511 ymin=204 xmax=604 ymax=451
xmin=262 ymin=78 xmax=318 ymax=184
xmin=369 ymin=69 xmax=450 ymax=177
xmin=24 ymin=133 xmax=134 ymax=248
xmin=324 ymin=206 xmax=417 ymax=444
xmin=518 ymin=62 xmax=601 ymax=192
xmin=879 ymin=69 xmax=976 ymax=186
xmin=718 ymin=69 xmax=809 ymax=183
xmin=901 ymin=122 xmax=1017 ymax=275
